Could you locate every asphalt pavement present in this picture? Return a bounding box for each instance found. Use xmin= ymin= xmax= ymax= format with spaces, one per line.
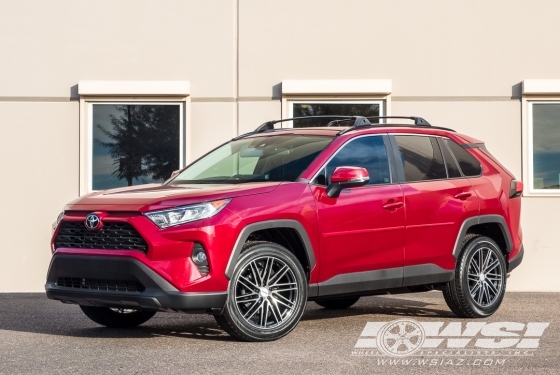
xmin=0 ymin=292 xmax=558 ymax=375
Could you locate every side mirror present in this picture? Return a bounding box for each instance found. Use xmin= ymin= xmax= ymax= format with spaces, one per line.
xmin=326 ymin=166 xmax=369 ymax=198
xmin=170 ymin=169 xmax=181 ymax=179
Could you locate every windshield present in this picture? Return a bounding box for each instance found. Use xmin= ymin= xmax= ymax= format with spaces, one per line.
xmin=169 ymin=134 xmax=333 ymax=184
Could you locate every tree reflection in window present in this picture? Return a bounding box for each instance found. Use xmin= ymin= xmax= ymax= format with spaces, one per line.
xmin=292 ymin=102 xmax=380 ymax=128
xmin=92 ymin=104 xmax=180 ymax=190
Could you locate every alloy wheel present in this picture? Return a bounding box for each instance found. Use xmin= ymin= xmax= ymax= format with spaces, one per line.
xmin=467 ymin=246 xmax=504 ymax=307
xmin=233 ymin=256 xmax=298 ymax=329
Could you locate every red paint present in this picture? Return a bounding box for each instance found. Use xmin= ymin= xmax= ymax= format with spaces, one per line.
xmin=330 ymin=166 xmax=369 ymax=183
xmin=50 ymin=125 xmax=523 ymax=294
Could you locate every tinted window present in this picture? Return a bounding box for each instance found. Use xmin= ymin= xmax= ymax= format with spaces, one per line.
xmin=443 ymin=138 xmax=482 ymax=177
xmin=394 ymin=135 xmax=446 ymax=182
xmin=439 ymin=138 xmax=462 ymax=178
xmin=314 ymin=136 xmax=391 ymax=186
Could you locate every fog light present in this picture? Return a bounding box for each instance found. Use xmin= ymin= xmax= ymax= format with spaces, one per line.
xmin=195 ymin=252 xmax=207 ymax=263
xmin=191 ymin=243 xmax=209 ymax=276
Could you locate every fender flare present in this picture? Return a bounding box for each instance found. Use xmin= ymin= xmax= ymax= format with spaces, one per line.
xmin=452 ymin=214 xmax=513 ymax=259
xmin=224 ymin=219 xmax=316 ymax=280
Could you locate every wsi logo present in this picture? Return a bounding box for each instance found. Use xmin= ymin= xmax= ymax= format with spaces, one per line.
xmin=353 ymin=319 xmax=549 ymax=357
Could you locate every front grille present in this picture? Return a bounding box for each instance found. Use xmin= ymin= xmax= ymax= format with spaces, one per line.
xmin=56 ymin=277 xmax=145 ymax=293
xmin=54 ymin=221 xmax=148 ymax=252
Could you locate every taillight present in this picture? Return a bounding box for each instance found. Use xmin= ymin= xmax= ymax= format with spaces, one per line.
xmin=510 ymin=179 xmax=523 ymax=198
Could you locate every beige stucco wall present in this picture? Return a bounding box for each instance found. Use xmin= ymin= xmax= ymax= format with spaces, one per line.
xmin=0 ymin=102 xmax=79 ymax=292
xmin=1 ymin=0 xmax=559 ymax=291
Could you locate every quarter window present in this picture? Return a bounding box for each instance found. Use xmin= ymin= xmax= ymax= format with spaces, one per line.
xmin=394 ymin=135 xmax=446 ymax=182
xmin=314 ymin=136 xmax=391 ymax=186
xmin=91 ymin=103 xmax=183 ymax=190
xmin=439 ymin=138 xmax=462 ymax=178
xmin=442 ymin=138 xmax=482 ymax=177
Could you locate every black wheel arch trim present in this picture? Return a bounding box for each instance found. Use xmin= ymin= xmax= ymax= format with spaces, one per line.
xmin=224 ymin=219 xmax=316 ymax=280
xmin=508 ymin=245 xmax=524 ymax=273
xmin=452 ymin=214 xmax=514 ymax=259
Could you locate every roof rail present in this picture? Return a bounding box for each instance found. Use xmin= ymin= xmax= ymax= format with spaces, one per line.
xmin=232 ymin=115 xmax=369 ymax=140
xmin=231 ymin=115 xmax=442 ymax=140
xmin=367 ymin=116 xmax=431 ymax=126
xmin=337 ymin=116 xmax=432 ymax=135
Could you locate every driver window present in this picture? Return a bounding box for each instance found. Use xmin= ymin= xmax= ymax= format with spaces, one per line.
xmin=313 ymin=136 xmax=391 ymax=186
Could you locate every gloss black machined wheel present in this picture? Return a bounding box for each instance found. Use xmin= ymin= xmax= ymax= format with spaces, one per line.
xmin=467 ymin=246 xmax=504 ymax=307
xmin=215 ymin=241 xmax=307 ymax=341
xmin=443 ymin=235 xmax=507 ymax=318
xmin=79 ymin=305 xmax=156 ymax=328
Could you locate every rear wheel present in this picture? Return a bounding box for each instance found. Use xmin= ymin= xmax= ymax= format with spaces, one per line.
xmin=79 ymin=306 xmax=156 ymax=328
xmin=214 ymin=241 xmax=308 ymax=341
xmin=443 ymin=235 xmax=507 ymax=318
xmin=315 ymin=297 xmax=360 ymax=309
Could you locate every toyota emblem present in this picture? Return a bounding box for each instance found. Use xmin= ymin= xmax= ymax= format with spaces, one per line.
xmin=85 ymin=214 xmax=102 ymax=230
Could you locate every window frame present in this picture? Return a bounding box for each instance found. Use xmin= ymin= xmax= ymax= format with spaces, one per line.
xmin=80 ymin=97 xmax=189 ymax=194
xmin=391 ymin=134 xmax=448 ymax=183
xmin=309 ymin=134 xmax=396 ymax=187
xmin=525 ymin=100 xmax=560 ymax=195
xmin=388 ymin=134 xmax=479 ymax=184
xmin=286 ymin=99 xmax=385 ymax=128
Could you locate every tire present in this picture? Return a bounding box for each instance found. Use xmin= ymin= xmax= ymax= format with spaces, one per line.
xmin=443 ymin=235 xmax=507 ymax=318
xmin=315 ymin=297 xmax=360 ymax=309
xmin=214 ymin=241 xmax=308 ymax=341
xmin=79 ymin=306 xmax=156 ymax=328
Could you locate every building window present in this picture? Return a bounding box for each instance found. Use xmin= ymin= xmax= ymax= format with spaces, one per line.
xmin=288 ymin=100 xmax=383 ymax=128
xmin=529 ymin=102 xmax=560 ymax=192
xmin=78 ymin=80 xmax=190 ymax=194
xmin=90 ymin=102 xmax=184 ymax=190
xmin=281 ymin=79 xmax=392 ymax=128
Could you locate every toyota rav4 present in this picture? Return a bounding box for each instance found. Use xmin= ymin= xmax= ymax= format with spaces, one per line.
xmin=46 ymin=115 xmax=524 ymax=341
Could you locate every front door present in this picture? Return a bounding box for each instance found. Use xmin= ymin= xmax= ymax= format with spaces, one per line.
xmin=310 ymin=135 xmax=405 ymax=296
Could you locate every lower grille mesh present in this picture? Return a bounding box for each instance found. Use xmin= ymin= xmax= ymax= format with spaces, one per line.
xmin=56 ymin=277 xmax=145 ymax=293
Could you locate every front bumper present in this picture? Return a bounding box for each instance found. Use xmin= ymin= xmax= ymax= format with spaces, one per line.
xmin=45 ymin=254 xmax=227 ymax=312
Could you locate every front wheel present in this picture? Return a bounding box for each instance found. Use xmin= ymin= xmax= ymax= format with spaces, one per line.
xmin=215 ymin=241 xmax=308 ymax=341
xmin=443 ymin=235 xmax=507 ymax=318
xmin=79 ymin=306 xmax=156 ymax=328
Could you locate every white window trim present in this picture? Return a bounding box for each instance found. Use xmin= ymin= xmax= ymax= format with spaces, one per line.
xmin=522 ymin=79 xmax=560 ymax=196
xmin=78 ymin=81 xmax=191 ymax=195
xmin=286 ymin=100 xmax=385 ymax=128
xmin=524 ymin=100 xmax=560 ymax=196
xmin=281 ymin=79 xmax=392 ymax=124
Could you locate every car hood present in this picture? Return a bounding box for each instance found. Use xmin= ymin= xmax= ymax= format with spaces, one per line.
xmin=66 ymin=182 xmax=281 ymax=212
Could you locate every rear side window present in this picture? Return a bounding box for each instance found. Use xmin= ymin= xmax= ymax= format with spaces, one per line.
xmin=438 ymin=138 xmax=462 ymax=178
xmin=394 ymin=135 xmax=446 ymax=182
xmin=443 ymin=138 xmax=482 ymax=177
xmin=314 ymin=136 xmax=391 ymax=186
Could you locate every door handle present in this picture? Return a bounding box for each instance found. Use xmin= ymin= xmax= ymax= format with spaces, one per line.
xmin=382 ymin=201 xmax=404 ymax=210
xmin=453 ymin=192 xmax=472 ymax=200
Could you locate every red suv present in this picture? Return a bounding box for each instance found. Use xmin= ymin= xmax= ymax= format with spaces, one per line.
xmin=46 ymin=116 xmax=524 ymax=341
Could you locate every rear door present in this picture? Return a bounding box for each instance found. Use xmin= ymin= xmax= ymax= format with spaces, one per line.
xmin=310 ymin=135 xmax=405 ymax=295
xmin=391 ymin=135 xmax=479 ymax=277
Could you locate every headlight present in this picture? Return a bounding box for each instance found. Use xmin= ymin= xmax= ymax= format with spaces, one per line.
xmin=144 ymin=199 xmax=231 ymax=228
xmin=52 ymin=211 xmax=64 ymax=233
